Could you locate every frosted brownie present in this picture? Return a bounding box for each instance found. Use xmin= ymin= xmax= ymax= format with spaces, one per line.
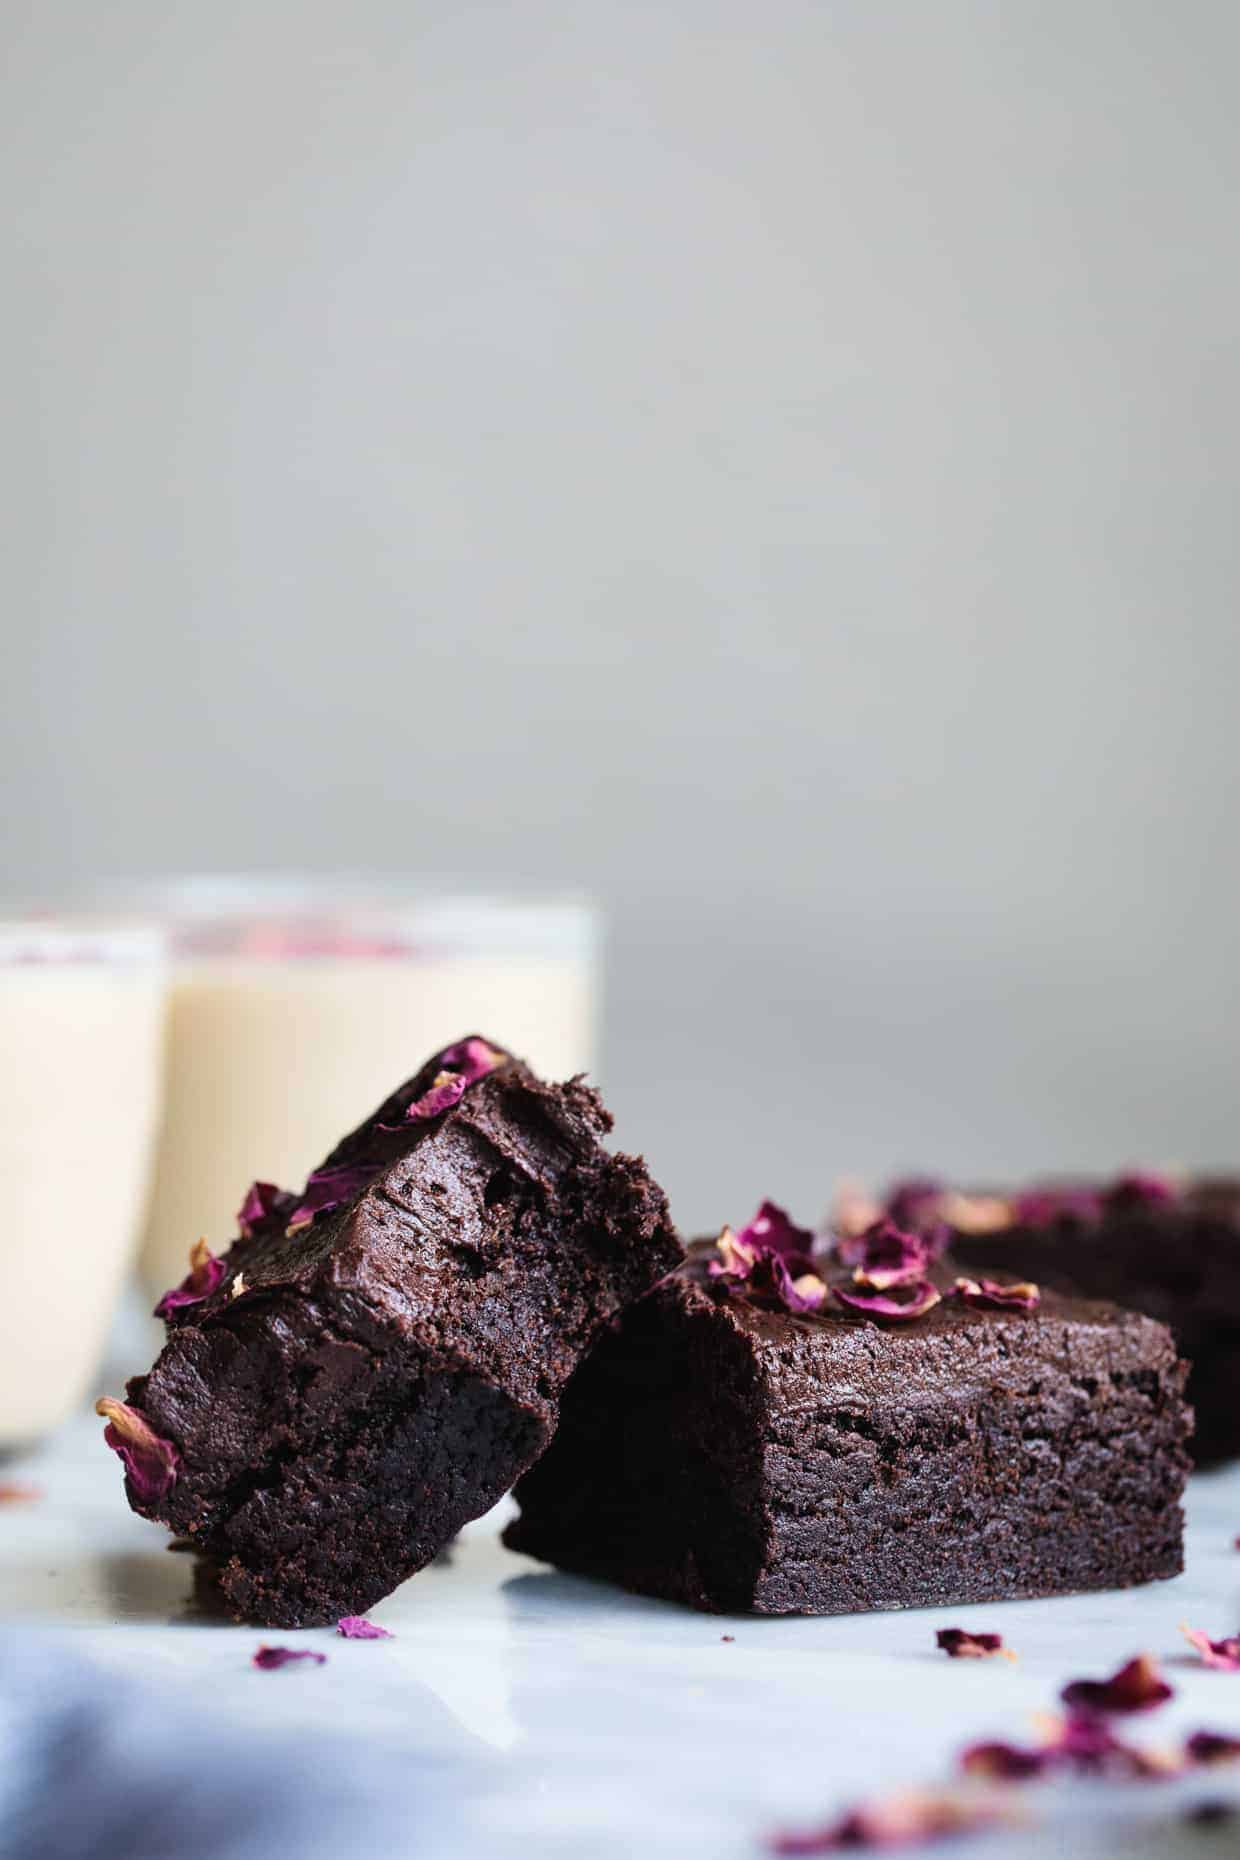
xmin=505 ymin=1209 xmax=1191 ymax=1613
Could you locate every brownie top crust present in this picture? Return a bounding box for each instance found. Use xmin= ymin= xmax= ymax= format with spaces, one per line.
xmin=674 ymin=1244 xmax=1184 ymax=1403
xmin=162 ymin=1041 xmax=680 ymax=1398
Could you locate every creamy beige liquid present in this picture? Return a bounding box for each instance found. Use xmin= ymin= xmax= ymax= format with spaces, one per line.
xmin=139 ymin=954 xmax=595 ymax=1294
xmin=0 ymin=966 xmax=166 ymax=1445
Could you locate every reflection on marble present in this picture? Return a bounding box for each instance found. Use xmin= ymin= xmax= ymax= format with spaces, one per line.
xmin=3 ymin=1416 xmax=1239 ymax=1858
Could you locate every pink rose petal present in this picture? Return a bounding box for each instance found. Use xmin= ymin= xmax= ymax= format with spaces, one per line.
xmin=769 ymin=1788 xmax=1017 ymax=1854
xmin=236 ymin=1180 xmax=298 ymax=1238
xmin=95 ymin=1398 xmax=179 ymax=1505
xmin=845 ymin=1219 xmax=932 ymax=1290
xmin=936 ymin=1628 xmax=1013 ymax=1661
xmin=252 ymin=1644 xmax=327 ymax=1670
xmin=1060 ymin=1654 xmax=1173 ymax=1716
xmin=153 ymin=1237 xmax=226 ymax=1319
xmin=832 ymin=1279 xmax=942 ymax=1323
xmin=1181 ymin=1625 xmax=1240 ymax=1672
xmin=337 ymin=1615 xmax=394 ymax=1640
xmin=952 ymin=1276 xmax=1041 ymax=1314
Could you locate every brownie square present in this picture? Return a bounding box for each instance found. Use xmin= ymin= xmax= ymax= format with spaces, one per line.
xmin=943 ymin=1178 xmax=1240 ymax=1465
xmin=101 ymin=1038 xmax=681 ymax=1626
xmin=504 ymin=1253 xmax=1191 ymax=1614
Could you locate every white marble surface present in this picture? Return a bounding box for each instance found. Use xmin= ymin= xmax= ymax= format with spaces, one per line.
xmin=3 ymin=1415 xmax=1240 ymax=1859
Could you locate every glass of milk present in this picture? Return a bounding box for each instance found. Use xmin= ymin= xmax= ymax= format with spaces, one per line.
xmin=0 ymin=922 xmax=167 ymax=1448
xmin=132 ymin=879 xmax=598 ymax=1298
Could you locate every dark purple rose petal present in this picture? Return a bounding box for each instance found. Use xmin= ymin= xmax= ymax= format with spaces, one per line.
xmin=153 ymin=1237 xmax=226 ymax=1318
xmin=1181 ymin=1625 xmax=1240 ymax=1672
xmin=832 ymin=1279 xmax=941 ymax=1322
xmin=252 ymin=1645 xmax=327 ymax=1670
xmin=95 ymin=1398 xmax=179 ymax=1504
xmin=1011 ymin=1185 xmax=1103 ymax=1227
xmin=735 ymin=1200 xmax=816 ymax=1268
xmin=433 ymin=1036 xmax=506 ymax=1084
xmin=1185 ymin=1731 xmax=1240 ymax=1767
xmin=937 ymin=1628 xmax=1013 ymax=1661
xmin=1060 ymin=1654 xmax=1173 ymax=1716
xmin=401 ymin=1069 xmax=468 ymax=1123
xmin=883 ymin=1178 xmax=946 ymax=1231
xmin=285 ymin=1163 xmax=380 ymax=1235
xmin=236 ymin=1179 xmax=298 ymax=1238
xmin=952 ymin=1276 xmax=1041 ymax=1314
xmin=846 ymin=1219 xmax=932 ymax=1290
xmin=337 ymin=1615 xmax=394 ymax=1640
xmin=1106 ymin=1171 xmax=1178 ymax=1210
xmin=959 ymin=1740 xmax=1051 ymax=1780
xmin=769 ymin=1789 xmax=1015 ymax=1853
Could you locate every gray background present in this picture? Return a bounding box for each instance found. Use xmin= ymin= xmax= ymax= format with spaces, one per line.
xmin=4 ymin=0 xmax=1237 ymax=1231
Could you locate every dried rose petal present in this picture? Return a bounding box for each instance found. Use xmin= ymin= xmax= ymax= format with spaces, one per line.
xmin=937 ymin=1628 xmax=1013 ymax=1661
xmin=846 ymin=1220 xmax=932 ymax=1290
xmin=1106 ymin=1171 xmax=1178 ymax=1210
xmin=952 ymin=1277 xmax=1041 ymax=1314
xmin=1185 ymin=1731 xmax=1240 ymax=1766
xmin=252 ymin=1644 xmax=327 ymax=1670
xmin=735 ymin=1200 xmax=817 ymax=1266
xmin=1180 ymin=1625 xmax=1240 ymax=1672
xmin=285 ymin=1163 xmax=378 ymax=1235
xmin=883 ymin=1178 xmax=945 ymax=1227
xmin=236 ymin=1179 xmax=298 ymax=1238
xmin=959 ymin=1741 xmax=1050 ymax=1781
xmin=0 ymin=1482 xmax=41 ymax=1503
xmin=770 ymin=1788 xmax=1017 ymax=1854
xmin=95 ymin=1398 xmax=179 ymax=1504
xmin=707 ymin=1207 xmax=826 ymax=1314
xmin=961 ymin=1712 xmax=1172 ymax=1783
xmin=153 ymin=1237 xmax=226 ymax=1319
xmin=434 ymin=1036 xmax=506 ymax=1083
xmin=400 ymin=1069 xmax=468 ymax=1122
xmin=1011 ymin=1185 xmax=1102 ymax=1227
xmin=1060 ymin=1654 xmax=1173 ymax=1716
xmin=833 ymin=1279 xmax=941 ymax=1322
xmin=337 ymin=1615 xmax=393 ymax=1640
xmin=938 ymin=1192 xmax=1014 ymax=1236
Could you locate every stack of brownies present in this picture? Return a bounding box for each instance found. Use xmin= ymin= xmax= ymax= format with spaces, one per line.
xmin=100 ymin=1038 xmax=1228 ymax=1625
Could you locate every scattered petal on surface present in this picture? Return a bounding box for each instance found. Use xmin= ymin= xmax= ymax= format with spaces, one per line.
xmin=769 ymin=1788 xmax=1019 ymax=1853
xmin=1180 ymin=1625 xmax=1240 ymax=1672
xmin=252 ymin=1645 xmax=327 ymax=1670
xmin=936 ymin=1629 xmax=1014 ymax=1661
xmin=958 ymin=1741 xmax=1051 ymax=1781
xmin=952 ymin=1277 xmax=1041 ymax=1314
xmin=832 ymin=1280 xmax=942 ymax=1322
xmin=1185 ymin=1731 xmax=1240 ymax=1767
xmin=0 ymin=1483 xmax=41 ymax=1503
xmin=337 ymin=1616 xmax=393 ymax=1640
xmin=846 ymin=1220 xmax=932 ymax=1290
xmin=434 ymin=1036 xmax=507 ymax=1083
xmin=1060 ymin=1655 xmax=1172 ymax=1717
xmin=285 ymin=1163 xmax=378 ymax=1235
xmin=95 ymin=1398 xmax=179 ymax=1504
xmin=154 ymin=1237 xmax=226 ymax=1318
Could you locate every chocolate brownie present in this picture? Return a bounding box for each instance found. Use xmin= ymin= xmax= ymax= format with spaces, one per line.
xmin=505 ymin=1232 xmax=1191 ymax=1614
xmin=98 ymin=1037 xmax=681 ymax=1626
xmin=869 ymin=1175 xmax=1240 ymax=1465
